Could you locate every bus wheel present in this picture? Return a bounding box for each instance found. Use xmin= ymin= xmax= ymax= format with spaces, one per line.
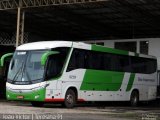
xmin=130 ymin=91 xmax=139 ymax=107
xmin=64 ymin=89 xmax=76 ymax=108
xmin=31 ymin=102 xmax=44 ymax=107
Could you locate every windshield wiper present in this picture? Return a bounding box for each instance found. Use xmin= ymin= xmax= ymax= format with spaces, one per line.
xmin=25 ymin=69 xmax=32 ymax=84
xmin=12 ymin=62 xmax=24 ymax=83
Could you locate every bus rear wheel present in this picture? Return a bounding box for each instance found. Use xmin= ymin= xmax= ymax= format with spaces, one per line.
xmin=64 ymin=89 xmax=76 ymax=108
xmin=130 ymin=91 xmax=139 ymax=107
xmin=31 ymin=101 xmax=44 ymax=107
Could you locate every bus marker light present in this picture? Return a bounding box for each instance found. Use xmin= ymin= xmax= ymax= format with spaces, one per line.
xmin=35 ymin=95 xmax=40 ymax=99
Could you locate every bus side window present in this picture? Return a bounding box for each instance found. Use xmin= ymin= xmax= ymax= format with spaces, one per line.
xmin=67 ymin=51 xmax=77 ymax=71
xmin=103 ymin=54 xmax=112 ymax=70
xmin=67 ymin=49 xmax=85 ymax=72
xmin=46 ymin=55 xmax=61 ymax=80
xmin=86 ymin=51 xmax=102 ymax=70
xmin=115 ymin=55 xmax=131 ymax=72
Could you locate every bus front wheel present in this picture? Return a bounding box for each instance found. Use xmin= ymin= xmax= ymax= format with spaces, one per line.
xmin=31 ymin=101 xmax=44 ymax=107
xmin=130 ymin=90 xmax=139 ymax=107
xmin=64 ymin=89 xmax=76 ymax=108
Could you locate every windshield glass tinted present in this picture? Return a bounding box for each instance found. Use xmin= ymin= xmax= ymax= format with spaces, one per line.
xmin=7 ymin=47 xmax=70 ymax=84
xmin=7 ymin=51 xmax=46 ymax=84
xmin=26 ymin=51 xmax=45 ymax=81
xmin=45 ymin=47 xmax=70 ymax=80
xmin=8 ymin=52 xmax=27 ymax=82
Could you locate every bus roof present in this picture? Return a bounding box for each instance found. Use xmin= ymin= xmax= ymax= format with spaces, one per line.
xmin=17 ymin=41 xmax=73 ymax=50
xmin=16 ymin=41 xmax=156 ymax=59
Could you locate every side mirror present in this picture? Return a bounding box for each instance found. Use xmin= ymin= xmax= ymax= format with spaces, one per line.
xmin=0 ymin=53 xmax=13 ymax=67
xmin=41 ymin=51 xmax=59 ymax=66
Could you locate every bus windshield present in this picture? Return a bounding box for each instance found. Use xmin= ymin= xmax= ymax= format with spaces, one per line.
xmin=7 ymin=47 xmax=70 ymax=85
xmin=7 ymin=51 xmax=47 ymax=84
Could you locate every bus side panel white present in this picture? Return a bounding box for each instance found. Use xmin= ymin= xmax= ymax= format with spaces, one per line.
xmin=45 ymin=89 xmax=62 ymax=99
xmin=132 ymin=73 xmax=157 ymax=101
xmin=80 ymin=91 xmax=115 ymax=101
xmin=60 ymin=69 xmax=86 ymax=99
xmin=148 ymin=86 xmax=157 ymax=100
xmin=72 ymin=42 xmax=91 ymax=50
xmin=115 ymin=73 xmax=131 ymax=101
xmin=45 ymin=80 xmax=58 ymax=99
xmin=114 ymin=91 xmax=130 ymax=101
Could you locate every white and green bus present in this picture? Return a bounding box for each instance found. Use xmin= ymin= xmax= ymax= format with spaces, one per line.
xmin=5 ymin=41 xmax=157 ymax=108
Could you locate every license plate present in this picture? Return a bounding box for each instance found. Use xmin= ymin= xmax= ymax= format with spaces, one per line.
xmin=17 ymin=96 xmax=24 ymax=99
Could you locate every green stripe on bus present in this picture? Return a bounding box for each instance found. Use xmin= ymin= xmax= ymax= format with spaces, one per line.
xmin=80 ymin=70 xmax=125 ymax=91
xmin=126 ymin=73 xmax=135 ymax=91
xmin=92 ymin=45 xmax=129 ymax=55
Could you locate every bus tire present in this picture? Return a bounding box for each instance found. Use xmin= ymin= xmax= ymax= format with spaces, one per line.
xmin=64 ymin=89 xmax=76 ymax=108
xmin=31 ymin=101 xmax=44 ymax=107
xmin=130 ymin=90 xmax=139 ymax=107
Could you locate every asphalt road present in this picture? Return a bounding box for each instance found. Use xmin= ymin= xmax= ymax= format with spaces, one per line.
xmin=0 ymin=100 xmax=159 ymax=120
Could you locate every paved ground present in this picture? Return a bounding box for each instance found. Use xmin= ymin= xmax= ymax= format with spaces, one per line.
xmin=0 ymin=100 xmax=160 ymax=120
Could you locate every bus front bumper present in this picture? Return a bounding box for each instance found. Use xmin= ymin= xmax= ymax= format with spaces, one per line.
xmin=6 ymin=88 xmax=46 ymax=102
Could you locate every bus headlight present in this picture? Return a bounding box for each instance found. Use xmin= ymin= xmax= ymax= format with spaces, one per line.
xmin=32 ymin=87 xmax=41 ymax=91
xmin=32 ymin=84 xmax=48 ymax=91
